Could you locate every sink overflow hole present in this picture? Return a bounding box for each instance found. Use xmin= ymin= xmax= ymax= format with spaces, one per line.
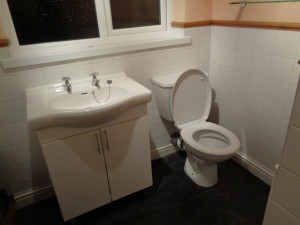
xmin=81 ymin=92 xmax=88 ymax=95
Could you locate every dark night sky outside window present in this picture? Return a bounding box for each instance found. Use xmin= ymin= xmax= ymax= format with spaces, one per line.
xmin=7 ymin=0 xmax=100 ymax=45
xmin=110 ymin=0 xmax=161 ymax=29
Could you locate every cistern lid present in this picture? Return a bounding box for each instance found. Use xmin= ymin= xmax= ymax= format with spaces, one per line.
xmin=171 ymin=69 xmax=212 ymax=129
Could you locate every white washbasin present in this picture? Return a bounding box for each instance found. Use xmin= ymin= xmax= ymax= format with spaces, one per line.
xmin=46 ymin=85 xmax=127 ymax=110
xmin=26 ymin=73 xmax=152 ymax=130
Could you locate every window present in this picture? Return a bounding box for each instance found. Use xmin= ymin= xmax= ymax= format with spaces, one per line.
xmin=7 ymin=0 xmax=100 ymax=45
xmin=4 ymin=0 xmax=166 ymax=47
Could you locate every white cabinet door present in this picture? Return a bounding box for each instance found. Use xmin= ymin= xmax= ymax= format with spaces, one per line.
xmin=42 ymin=130 xmax=111 ymax=221
xmin=101 ymin=116 xmax=152 ymax=201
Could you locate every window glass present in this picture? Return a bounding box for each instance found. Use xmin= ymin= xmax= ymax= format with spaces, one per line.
xmin=7 ymin=0 xmax=100 ymax=45
xmin=110 ymin=0 xmax=161 ymax=30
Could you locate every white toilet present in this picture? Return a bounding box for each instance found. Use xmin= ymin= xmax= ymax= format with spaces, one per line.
xmin=152 ymin=69 xmax=240 ymax=187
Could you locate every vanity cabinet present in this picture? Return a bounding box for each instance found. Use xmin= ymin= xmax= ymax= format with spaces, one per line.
xmin=40 ymin=116 xmax=152 ymax=221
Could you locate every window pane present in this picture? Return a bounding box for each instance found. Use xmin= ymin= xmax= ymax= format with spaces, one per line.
xmin=7 ymin=0 xmax=100 ymax=45
xmin=110 ymin=0 xmax=161 ymax=30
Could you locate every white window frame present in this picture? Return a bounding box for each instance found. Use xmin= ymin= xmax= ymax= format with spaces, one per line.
xmin=104 ymin=0 xmax=167 ymax=37
xmin=1 ymin=0 xmax=169 ymax=58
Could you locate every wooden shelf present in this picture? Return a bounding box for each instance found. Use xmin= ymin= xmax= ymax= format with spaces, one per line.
xmin=0 ymin=38 xmax=10 ymax=47
xmin=172 ymin=20 xmax=300 ymax=31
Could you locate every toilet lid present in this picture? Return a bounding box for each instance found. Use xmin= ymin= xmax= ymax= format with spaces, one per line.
xmin=171 ymin=69 xmax=212 ymax=128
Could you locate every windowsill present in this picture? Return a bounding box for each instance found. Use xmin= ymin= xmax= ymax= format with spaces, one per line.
xmin=1 ymin=35 xmax=191 ymax=69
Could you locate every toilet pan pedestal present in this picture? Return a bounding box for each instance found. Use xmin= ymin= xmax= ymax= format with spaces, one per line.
xmin=184 ymin=153 xmax=217 ymax=187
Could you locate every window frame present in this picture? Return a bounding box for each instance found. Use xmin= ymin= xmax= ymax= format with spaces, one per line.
xmin=1 ymin=0 xmax=168 ymax=58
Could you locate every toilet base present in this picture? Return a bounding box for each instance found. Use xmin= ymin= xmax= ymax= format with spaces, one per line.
xmin=184 ymin=154 xmax=218 ymax=187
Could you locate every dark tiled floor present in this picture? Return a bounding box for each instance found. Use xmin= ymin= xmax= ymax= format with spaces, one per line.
xmin=17 ymin=152 xmax=270 ymax=225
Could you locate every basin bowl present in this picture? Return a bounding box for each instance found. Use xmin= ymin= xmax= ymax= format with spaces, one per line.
xmin=26 ymin=73 xmax=152 ymax=130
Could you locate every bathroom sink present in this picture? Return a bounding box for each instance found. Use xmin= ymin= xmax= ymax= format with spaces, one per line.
xmin=46 ymin=85 xmax=127 ymax=110
xmin=26 ymin=73 xmax=152 ymax=129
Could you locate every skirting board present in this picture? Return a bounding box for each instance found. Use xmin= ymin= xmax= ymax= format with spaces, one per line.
xmin=151 ymin=144 xmax=177 ymax=160
xmin=15 ymin=145 xmax=177 ymax=209
xmin=232 ymin=150 xmax=275 ymax=185
xmin=15 ymin=147 xmax=272 ymax=208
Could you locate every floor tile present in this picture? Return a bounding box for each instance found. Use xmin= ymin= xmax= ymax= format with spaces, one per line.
xmin=16 ymin=152 xmax=270 ymax=225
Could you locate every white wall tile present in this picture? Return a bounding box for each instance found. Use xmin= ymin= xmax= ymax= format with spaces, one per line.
xmin=251 ymin=53 xmax=272 ymax=77
xmin=273 ymin=168 xmax=300 ymax=219
xmin=43 ymin=66 xmax=70 ymax=85
xmin=0 ymin=127 xmax=9 ymax=149
xmin=281 ymin=126 xmax=300 ymax=177
xmin=113 ymin=57 xmax=134 ymax=76
xmin=0 ymin=147 xmax=17 ymax=170
xmin=286 ymin=84 xmax=297 ymax=107
xmin=152 ymin=52 xmax=170 ymax=73
xmin=237 ymin=28 xmax=255 ymax=51
xmin=0 ymin=76 xmax=22 ymax=102
xmin=266 ymin=80 xmax=289 ymax=105
xmin=269 ymin=57 xmax=294 ymax=83
xmin=273 ymin=31 xmax=300 ymax=58
xmin=91 ymin=60 xmax=114 ymax=75
xmin=12 ymin=141 xmax=43 ymax=165
xmin=256 ymin=137 xmax=281 ymax=163
xmin=281 ymin=106 xmax=292 ymax=128
xmin=246 ymin=93 xmax=264 ymax=116
xmin=184 ymin=48 xmax=199 ymax=69
xmin=169 ymin=50 xmax=184 ymax=71
xmin=68 ymin=63 xmax=92 ymax=80
xmin=198 ymin=46 xmax=210 ymax=64
xmin=131 ymin=55 xmax=152 ymax=76
xmin=277 ymin=127 xmax=288 ymax=148
xmin=242 ymin=111 xmax=260 ymax=132
xmin=220 ymin=66 xmax=235 ymax=86
xmin=220 ymin=47 xmax=236 ymax=68
xmin=266 ymin=202 xmax=300 ymax=225
xmin=210 ymin=46 xmax=221 ymax=64
xmin=248 ymin=74 xmax=268 ymax=97
xmin=4 ymin=122 xmax=32 ymax=146
xmin=235 ymin=50 xmax=252 ymax=72
xmin=212 ymin=26 xmax=237 ymax=48
xmin=198 ymin=26 xmax=211 ymax=46
xmin=0 ymin=99 xmax=26 ymax=125
xmin=2 ymin=167 xmax=23 ymax=186
xmin=253 ymin=29 xmax=276 ymax=55
xmin=262 ymin=100 xmax=284 ymax=125
xmin=291 ymin=60 xmax=300 ymax=85
xmin=290 ymin=84 xmax=300 ymax=127
xmin=16 ymin=70 xmax=46 ymax=97
xmin=232 ymin=89 xmax=247 ymax=109
xmin=258 ymin=119 xmax=280 ymax=143
xmin=233 ymin=70 xmax=249 ymax=91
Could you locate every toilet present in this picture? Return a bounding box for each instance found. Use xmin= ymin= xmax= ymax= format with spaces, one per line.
xmin=152 ymin=69 xmax=240 ymax=187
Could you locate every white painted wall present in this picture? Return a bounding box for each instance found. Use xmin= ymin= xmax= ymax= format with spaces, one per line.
xmin=209 ymin=26 xmax=299 ymax=172
xmin=0 ymin=26 xmax=211 ymax=195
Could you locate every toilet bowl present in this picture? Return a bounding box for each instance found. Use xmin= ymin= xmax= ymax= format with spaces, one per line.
xmin=152 ymin=69 xmax=240 ymax=187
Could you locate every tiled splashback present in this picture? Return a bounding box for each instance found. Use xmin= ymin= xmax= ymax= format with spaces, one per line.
xmin=210 ymin=26 xmax=299 ymax=171
xmin=0 ymin=26 xmax=211 ymax=195
xmin=0 ymin=25 xmax=299 ymax=197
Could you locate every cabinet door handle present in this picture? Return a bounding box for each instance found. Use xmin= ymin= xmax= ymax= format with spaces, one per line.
xmin=104 ymin=130 xmax=110 ymax=151
xmin=95 ymin=133 xmax=101 ymax=154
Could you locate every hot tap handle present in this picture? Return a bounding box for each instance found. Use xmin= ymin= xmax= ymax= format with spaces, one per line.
xmin=62 ymin=76 xmax=71 ymax=81
xmin=89 ymin=72 xmax=99 ymax=78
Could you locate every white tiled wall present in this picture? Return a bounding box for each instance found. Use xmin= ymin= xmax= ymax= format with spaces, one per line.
xmin=0 ymin=26 xmax=211 ymax=195
xmin=263 ymin=81 xmax=300 ymax=225
xmin=0 ymin=25 xmax=299 ymax=198
xmin=209 ymin=26 xmax=299 ymax=171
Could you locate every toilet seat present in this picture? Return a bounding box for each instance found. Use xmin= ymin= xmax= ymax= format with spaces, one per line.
xmin=180 ymin=122 xmax=240 ymax=159
xmin=170 ymin=69 xmax=240 ymax=162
